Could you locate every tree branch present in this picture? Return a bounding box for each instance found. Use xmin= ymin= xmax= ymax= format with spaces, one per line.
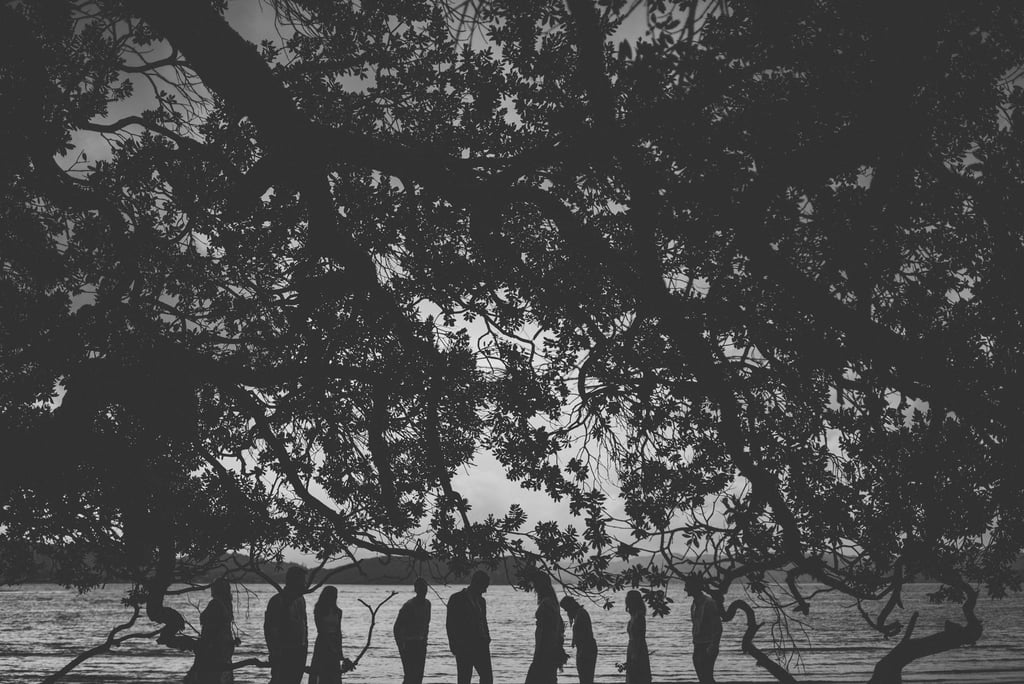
xmin=868 ymin=579 xmax=982 ymax=684
xmin=80 ymin=116 xmax=197 ymax=150
xmin=565 ymin=0 xmax=616 ymax=131
xmin=722 ymin=599 xmax=799 ymax=684
xmin=234 ymin=387 xmax=429 ymax=561
xmin=120 ymin=48 xmax=184 ymax=73
xmin=40 ymin=606 xmax=165 ymax=684
xmin=350 ymin=591 xmax=400 ymax=666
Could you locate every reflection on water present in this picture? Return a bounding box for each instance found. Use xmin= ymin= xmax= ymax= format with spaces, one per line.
xmin=1 ymin=583 xmax=1022 ymax=683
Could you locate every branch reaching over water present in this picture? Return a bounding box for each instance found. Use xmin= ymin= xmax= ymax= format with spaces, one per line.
xmin=722 ymin=599 xmax=798 ymax=684
xmin=868 ymin=581 xmax=982 ymax=684
xmin=228 ymin=657 xmax=271 ymax=671
xmin=40 ymin=606 xmax=167 ymax=684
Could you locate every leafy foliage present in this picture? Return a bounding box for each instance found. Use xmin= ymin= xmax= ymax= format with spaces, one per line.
xmin=3 ymin=1 xmax=1024 ymax=680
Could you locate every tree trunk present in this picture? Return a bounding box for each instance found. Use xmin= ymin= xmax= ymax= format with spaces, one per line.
xmin=145 ymin=539 xmax=192 ymax=651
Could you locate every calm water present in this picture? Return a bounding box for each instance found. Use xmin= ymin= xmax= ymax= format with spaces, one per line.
xmin=0 ymin=583 xmax=1022 ymax=683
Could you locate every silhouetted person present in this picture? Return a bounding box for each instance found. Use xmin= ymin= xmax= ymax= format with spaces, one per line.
xmin=187 ymin=577 xmax=236 ymax=684
xmin=525 ymin=571 xmax=566 ymax=684
xmin=624 ymin=590 xmax=651 ymax=684
xmin=394 ymin=578 xmax=432 ymax=684
xmin=559 ymin=596 xmax=597 ymax=684
xmin=446 ymin=570 xmax=493 ymax=684
xmin=309 ymin=585 xmax=352 ymax=684
xmin=685 ymin=575 xmax=722 ymax=684
xmin=264 ymin=566 xmax=308 ymax=684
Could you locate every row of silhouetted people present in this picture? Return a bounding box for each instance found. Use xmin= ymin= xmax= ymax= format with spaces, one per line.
xmin=185 ymin=566 xmax=723 ymax=684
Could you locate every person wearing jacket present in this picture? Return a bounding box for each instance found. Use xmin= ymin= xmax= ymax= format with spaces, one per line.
xmin=264 ymin=567 xmax=308 ymax=684
xmin=394 ymin=578 xmax=432 ymax=684
xmin=446 ymin=570 xmax=492 ymax=684
xmin=685 ymin=575 xmax=723 ymax=684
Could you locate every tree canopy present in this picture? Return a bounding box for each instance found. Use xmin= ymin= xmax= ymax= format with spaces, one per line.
xmin=3 ymin=1 xmax=1024 ymax=681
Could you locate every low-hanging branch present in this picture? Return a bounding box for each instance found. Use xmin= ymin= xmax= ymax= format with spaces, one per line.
xmin=868 ymin=583 xmax=982 ymax=684
xmin=41 ymin=606 xmax=167 ymax=684
xmin=46 ymin=587 xmax=407 ymax=682
xmin=722 ymin=599 xmax=799 ymax=684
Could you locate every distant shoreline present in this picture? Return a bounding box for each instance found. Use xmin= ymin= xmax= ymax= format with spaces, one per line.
xmin=10 ymin=550 xmax=1017 ymax=587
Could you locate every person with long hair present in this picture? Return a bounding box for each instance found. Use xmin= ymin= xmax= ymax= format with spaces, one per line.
xmin=525 ymin=571 xmax=567 ymax=684
xmin=559 ymin=596 xmax=597 ymax=684
xmin=624 ymin=590 xmax=651 ymax=684
xmin=187 ymin=577 xmax=236 ymax=684
xmin=309 ymin=586 xmax=353 ymax=684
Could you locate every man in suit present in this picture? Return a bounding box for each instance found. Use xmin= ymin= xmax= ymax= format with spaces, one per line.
xmin=446 ymin=570 xmax=492 ymax=684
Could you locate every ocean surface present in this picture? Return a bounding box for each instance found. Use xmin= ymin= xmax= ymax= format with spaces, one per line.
xmin=1 ymin=583 xmax=1022 ymax=683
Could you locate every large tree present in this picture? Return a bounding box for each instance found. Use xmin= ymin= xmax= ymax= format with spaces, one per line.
xmin=3 ymin=1 xmax=1024 ymax=682
xmin=1 ymin=0 xmax=509 ymax=671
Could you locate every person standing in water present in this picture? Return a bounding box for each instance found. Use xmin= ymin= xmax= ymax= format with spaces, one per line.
xmin=559 ymin=596 xmax=597 ymax=684
xmin=394 ymin=578 xmax=432 ymax=684
xmin=624 ymin=590 xmax=651 ymax=684
xmin=525 ymin=571 xmax=567 ymax=684
xmin=187 ymin=577 xmax=236 ymax=684
xmin=446 ymin=570 xmax=493 ymax=684
xmin=264 ymin=566 xmax=308 ymax=684
xmin=685 ymin=575 xmax=723 ymax=684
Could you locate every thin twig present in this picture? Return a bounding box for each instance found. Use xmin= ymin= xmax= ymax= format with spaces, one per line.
xmin=351 ymin=591 xmax=400 ymax=666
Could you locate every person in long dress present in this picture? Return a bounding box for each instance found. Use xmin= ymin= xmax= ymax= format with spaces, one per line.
xmin=559 ymin=596 xmax=597 ymax=684
xmin=625 ymin=590 xmax=651 ymax=684
xmin=309 ymin=586 xmax=353 ymax=684
xmin=187 ymin=577 xmax=236 ymax=684
xmin=525 ymin=571 xmax=567 ymax=684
